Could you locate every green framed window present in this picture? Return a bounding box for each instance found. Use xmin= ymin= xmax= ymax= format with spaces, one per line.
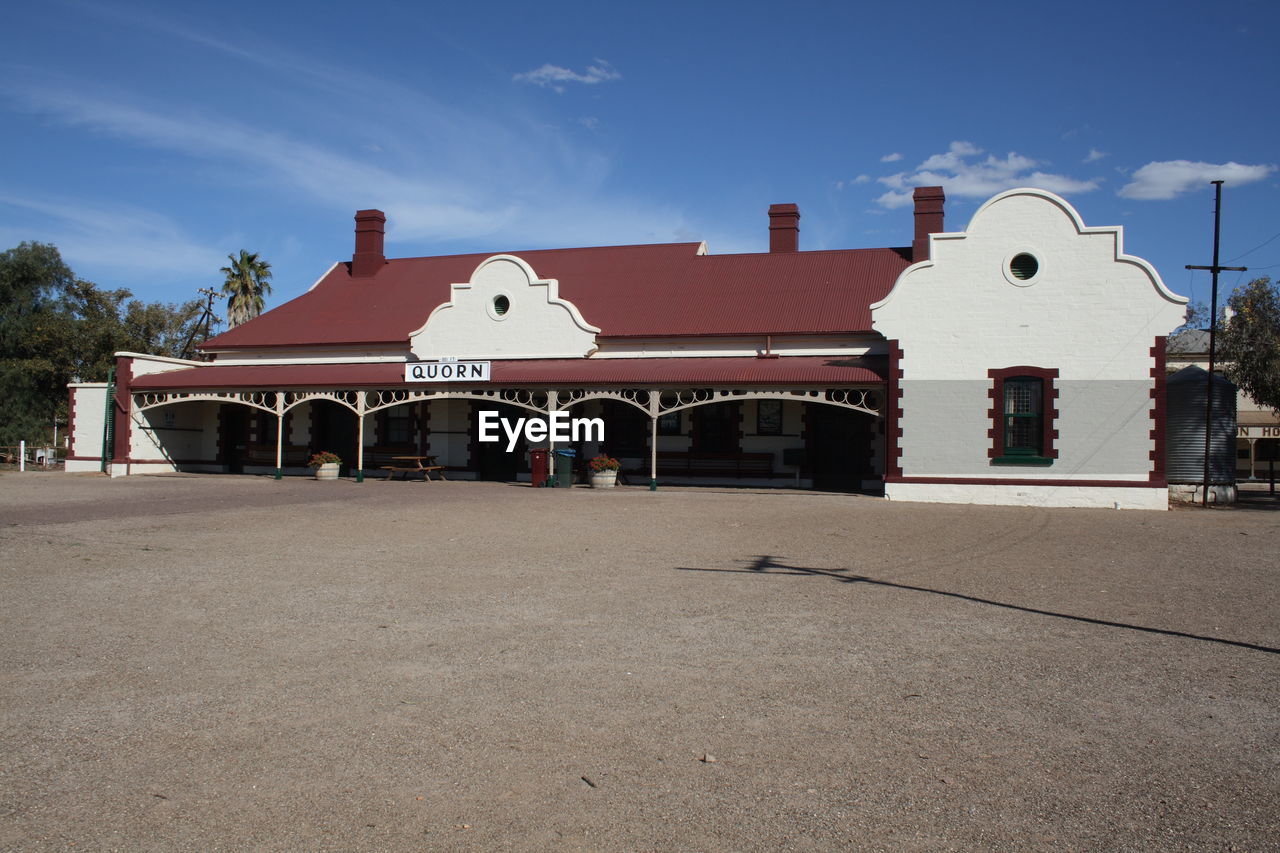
xmin=1003 ymin=378 xmax=1043 ymax=456
xmin=988 ymin=367 xmax=1058 ymax=465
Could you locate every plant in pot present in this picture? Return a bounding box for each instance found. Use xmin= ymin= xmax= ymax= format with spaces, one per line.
xmin=307 ymin=451 xmax=341 ymax=480
xmin=587 ymin=454 xmax=620 ymax=489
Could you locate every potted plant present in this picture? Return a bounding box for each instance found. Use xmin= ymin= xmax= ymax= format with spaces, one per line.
xmin=587 ymin=454 xmax=620 ymax=489
xmin=307 ymin=451 xmax=341 ymax=480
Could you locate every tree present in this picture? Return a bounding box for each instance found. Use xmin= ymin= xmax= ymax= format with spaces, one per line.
xmin=220 ymin=250 xmax=272 ymax=328
xmin=0 ymin=243 xmax=78 ymax=446
xmin=0 ymin=242 xmax=211 ymax=446
xmin=122 ymin=298 xmax=206 ymax=358
xmin=1218 ymin=277 xmax=1280 ymax=414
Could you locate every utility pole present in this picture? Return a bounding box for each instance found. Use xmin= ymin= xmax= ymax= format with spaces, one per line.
xmin=179 ymin=287 xmax=222 ymax=361
xmin=1185 ymin=180 xmax=1248 ymax=507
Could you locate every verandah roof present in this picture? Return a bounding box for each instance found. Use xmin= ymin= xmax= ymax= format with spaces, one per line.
xmin=130 ymin=356 xmax=886 ymax=392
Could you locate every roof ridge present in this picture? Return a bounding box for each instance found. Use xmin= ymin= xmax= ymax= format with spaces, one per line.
xmin=704 ymin=246 xmax=912 ymax=259
xmin=383 ymin=242 xmax=704 ymax=263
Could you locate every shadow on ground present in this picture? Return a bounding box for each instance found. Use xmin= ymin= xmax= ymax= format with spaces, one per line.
xmin=677 ymin=555 xmax=1280 ymax=656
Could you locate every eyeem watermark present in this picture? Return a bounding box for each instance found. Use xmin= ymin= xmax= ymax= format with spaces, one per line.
xmin=477 ymin=411 xmax=604 ymax=452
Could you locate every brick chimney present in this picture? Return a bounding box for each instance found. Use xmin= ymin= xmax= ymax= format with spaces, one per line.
xmin=912 ymin=187 xmax=944 ymax=263
xmin=352 ymin=209 xmax=387 ymax=277
xmin=768 ymin=203 xmax=800 ymax=253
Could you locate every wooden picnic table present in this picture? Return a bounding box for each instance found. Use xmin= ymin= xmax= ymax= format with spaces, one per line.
xmin=381 ymin=455 xmax=446 ymax=481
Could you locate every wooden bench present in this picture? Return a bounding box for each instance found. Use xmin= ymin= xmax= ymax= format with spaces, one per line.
xmin=245 ymin=445 xmax=310 ymax=467
xmin=380 ymin=464 xmax=445 ymax=481
xmin=655 ymin=450 xmax=777 ymax=478
xmin=380 ymin=455 xmax=446 ymax=481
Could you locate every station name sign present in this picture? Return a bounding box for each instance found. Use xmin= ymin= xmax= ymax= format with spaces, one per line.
xmin=405 ymin=360 xmax=491 ymax=382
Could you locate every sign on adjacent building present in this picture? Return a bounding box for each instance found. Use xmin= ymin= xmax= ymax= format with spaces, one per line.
xmin=406 ymin=360 xmax=491 ymax=382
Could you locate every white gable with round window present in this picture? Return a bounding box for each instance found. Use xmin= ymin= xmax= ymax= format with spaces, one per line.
xmin=408 ymin=254 xmax=601 ymax=360
xmin=873 ymin=188 xmax=1186 ymax=379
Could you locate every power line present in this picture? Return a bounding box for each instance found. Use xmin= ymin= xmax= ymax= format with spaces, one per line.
xmin=1226 ymin=229 xmax=1280 ymax=263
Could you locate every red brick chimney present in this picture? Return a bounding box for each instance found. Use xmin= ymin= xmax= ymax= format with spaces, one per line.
xmin=768 ymin=203 xmax=800 ymax=253
xmin=352 ymin=209 xmax=387 ymax=277
xmin=912 ymin=187 xmax=944 ymax=263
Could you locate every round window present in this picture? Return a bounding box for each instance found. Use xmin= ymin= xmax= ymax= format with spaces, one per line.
xmin=493 ymin=295 xmax=510 ymax=316
xmin=1009 ymin=253 xmax=1039 ymax=281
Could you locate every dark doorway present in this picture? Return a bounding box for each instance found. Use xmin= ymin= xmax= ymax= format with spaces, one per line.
xmin=219 ymin=404 xmax=248 ymax=474
xmin=311 ymin=401 xmax=358 ymax=476
xmin=471 ymin=402 xmax=527 ymax=481
xmin=601 ymin=400 xmax=648 ymax=459
xmin=807 ymin=405 xmax=870 ymax=492
xmin=691 ymin=402 xmax=740 ymax=453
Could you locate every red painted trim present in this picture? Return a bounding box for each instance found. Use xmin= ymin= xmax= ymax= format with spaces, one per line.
xmin=1149 ymin=337 xmax=1167 ymax=487
xmin=887 ymin=475 xmax=1158 ymax=488
xmin=987 ymin=366 xmax=1059 ymax=460
xmin=417 ymin=400 xmax=430 ymax=456
xmin=885 ymin=340 xmax=903 ymax=478
xmin=216 ymin=405 xmax=227 ymax=465
xmin=67 ymin=386 xmax=79 ymax=457
xmin=112 ymin=358 xmax=134 ymax=464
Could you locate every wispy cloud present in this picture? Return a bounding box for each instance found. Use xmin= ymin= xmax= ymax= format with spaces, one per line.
xmin=0 ymin=74 xmax=703 ymax=253
xmin=873 ymin=141 xmax=1102 ymax=208
xmin=880 ymin=152 xmax=902 ymax=163
xmin=513 ymin=60 xmax=621 ymax=93
xmin=834 ymin=175 xmax=872 ymax=190
xmin=0 ymin=193 xmax=225 ymax=284
xmin=1084 ymin=147 xmax=1108 ymax=163
xmin=1117 ymin=160 xmax=1277 ymax=200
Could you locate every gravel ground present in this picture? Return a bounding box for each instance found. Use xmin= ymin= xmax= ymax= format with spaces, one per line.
xmin=1 ymin=472 xmax=1277 ymax=851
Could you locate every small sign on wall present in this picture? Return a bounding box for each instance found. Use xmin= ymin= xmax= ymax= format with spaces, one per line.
xmin=406 ymin=360 xmax=491 ymax=382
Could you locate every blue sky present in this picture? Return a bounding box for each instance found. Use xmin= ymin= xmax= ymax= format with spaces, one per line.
xmin=2 ymin=0 xmax=1277 ymax=320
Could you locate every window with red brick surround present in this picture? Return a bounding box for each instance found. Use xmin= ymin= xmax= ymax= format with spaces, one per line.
xmin=988 ymin=366 xmax=1059 ymax=465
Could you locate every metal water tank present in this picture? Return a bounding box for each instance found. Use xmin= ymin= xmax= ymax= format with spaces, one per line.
xmin=1166 ymin=365 xmax=1237 ymax=484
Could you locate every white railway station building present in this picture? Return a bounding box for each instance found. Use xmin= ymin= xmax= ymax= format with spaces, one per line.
xmin=66 ymin=186 xmax=1187 ymax=508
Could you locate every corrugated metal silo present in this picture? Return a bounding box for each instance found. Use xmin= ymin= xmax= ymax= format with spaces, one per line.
xmin=1166 ymin=365 xmax=1237 ymax=484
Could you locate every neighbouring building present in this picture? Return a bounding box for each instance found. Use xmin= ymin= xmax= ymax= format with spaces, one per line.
xmin=1166 ymin=328 xmax=1280 ymax=481
xmin=66 ymin=187 xmax=1188 ymax=508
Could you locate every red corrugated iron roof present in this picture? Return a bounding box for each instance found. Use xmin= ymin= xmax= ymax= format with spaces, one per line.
xmin=131 ymin=356 xmax=886 ymax=391
xmin=204 ymin=243 xmax=911 ymax=350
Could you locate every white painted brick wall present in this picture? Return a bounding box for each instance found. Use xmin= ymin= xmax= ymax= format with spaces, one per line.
xmin=873 ymin=189 xmax=1187 ymax=495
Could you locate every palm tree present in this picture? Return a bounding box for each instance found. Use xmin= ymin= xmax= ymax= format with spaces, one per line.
xmin=220 ymin=250 xmax=273 ymax=329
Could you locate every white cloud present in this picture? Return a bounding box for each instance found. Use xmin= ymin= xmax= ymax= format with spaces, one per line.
xmin=880 ymin=152 xmax=902 ymax=163
xmin=578 ymin=116 xmax=601 ymax=131
xmin=875 ymin=190 xmax=913 ymax=209
xmin=1084 ymin=147 xmax=1108 ymax=163
xmin=513 ymin=60 xmax=621 ymax=93
xmin=872 ymin=141 xmax=1101 ymax=208
xmin=853 ymin=174 xmax=871 ymax=184
xmin=1118 ymin=160 xmax=1278 ymax=200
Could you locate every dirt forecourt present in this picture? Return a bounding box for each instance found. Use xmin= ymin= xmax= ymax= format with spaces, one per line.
xmin=0 ymin=473 xmax=1276 ymax=851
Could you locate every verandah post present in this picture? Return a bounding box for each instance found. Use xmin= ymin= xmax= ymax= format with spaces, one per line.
xmin=355 ymin=393 xmax=365 ymax=483
xmin=273 ymin=394 xmax=284 ymax=480
xmin=546 ymin=388 xmax=557 ymax=487
xmin=649 ymin=391 xmax=658 ymax=491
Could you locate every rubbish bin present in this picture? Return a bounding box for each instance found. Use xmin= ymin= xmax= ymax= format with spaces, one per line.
xmin=552 ymin=448 xmax=576 ymax=487
xmin=529 ymin=448 xmax=549 ymax=488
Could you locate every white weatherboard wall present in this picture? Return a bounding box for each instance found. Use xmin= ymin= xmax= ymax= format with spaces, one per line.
xmin=872 ymin=188 xmax=1187 ymax=509
xmin=409 ymin=255 xmax=600 ymax=360
xmin=66 ymin=383 xmax=107 ymax=473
